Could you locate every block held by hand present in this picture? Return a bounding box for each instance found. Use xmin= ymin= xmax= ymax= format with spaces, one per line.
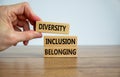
xmin=36 ymin=21 xmax=69 ymax=34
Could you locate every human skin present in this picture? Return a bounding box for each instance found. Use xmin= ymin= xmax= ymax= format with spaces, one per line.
xmin=0 ymin=2 xmax=42 ymax=51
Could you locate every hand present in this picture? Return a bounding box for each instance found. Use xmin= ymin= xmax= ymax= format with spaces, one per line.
xmin=0 ymin=2 xmax=42 ymax=51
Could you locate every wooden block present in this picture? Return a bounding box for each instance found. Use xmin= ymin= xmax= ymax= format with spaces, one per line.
xmin=36 ymin=21 xmax=69 ymax=34
xmin=44 ymin=47 xmax=78 ymax=57
xmin=44 ymin=36 xmax=77 ymax=47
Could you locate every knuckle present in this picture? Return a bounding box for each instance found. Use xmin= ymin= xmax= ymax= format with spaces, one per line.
xmin=0 ymin=6 xmax=9 ymax=16
xmin=7 ymin=33 xmax=18 ymax=44
xmin=23 ymin=2 xmax=29 ymax=6
xmin=25 ymin=33 xmax=32 ymax=40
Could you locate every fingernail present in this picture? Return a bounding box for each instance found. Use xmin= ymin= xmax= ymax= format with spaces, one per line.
xmin=23 ymin=40 xmax=29 ymax=46
xmin=25 ymin=41 xmax=29 ymax=45
xmin=34 ymin=15 xmax=42 ymax=21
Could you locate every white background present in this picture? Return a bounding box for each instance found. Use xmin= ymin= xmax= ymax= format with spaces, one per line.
xmin=0 ymin=0 xmax=120 ymax=45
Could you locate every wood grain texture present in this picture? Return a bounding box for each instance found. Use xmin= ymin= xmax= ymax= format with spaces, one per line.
xmin=44 ymin=46 xmax=77 ymax=57
xmin=44 ymin=36 xmax=77 ymax=47
xmin=0 ymin=46 xmax=120 ymax=77
xmin=36 ymin=21 xmax=69 ymax=34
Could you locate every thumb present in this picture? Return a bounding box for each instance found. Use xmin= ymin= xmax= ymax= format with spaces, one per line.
xmin=14 ymin=30 xmax=42 ymax=43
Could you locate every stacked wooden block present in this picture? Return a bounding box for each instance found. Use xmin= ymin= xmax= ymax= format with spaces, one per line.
xmin=36 ymin=21 xmax=77 ymax=57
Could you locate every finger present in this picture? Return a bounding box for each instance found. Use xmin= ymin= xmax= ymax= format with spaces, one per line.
xmin=17 ymin=20 xmax=30 ymax=45
xmin=17 ymin=17 xmax=40 ymax=31
xmin=23 ymin=41 xmax=29 ymax=46
xmin=17 ymin=20 xmax=30 ymax=30
xmin=14 ymin=30 xmax=42 ymax=43
xmin=13 ymin=26 xmax=22 ymax=32
xmin=10 ymin=2 xmax=41 ymax=21
xmin=17 ymin=15 xmax=27 ymax=21
xmin=13 ymin=43 xmax=17 ymax=46
xmin=10 ymin=2 xmax=42 ymax=31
